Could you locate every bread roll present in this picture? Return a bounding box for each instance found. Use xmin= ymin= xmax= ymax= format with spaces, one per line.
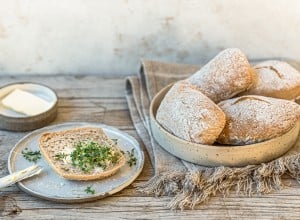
xmin=217 ymin=95 xmax=300 ymax=145
xmin=187 ymin=48 xmax=253 ymax=103
xmin=156 ymin=81 xmax=226 ymax=145
xmin=241 ymin=60 xmax=300 ymax=100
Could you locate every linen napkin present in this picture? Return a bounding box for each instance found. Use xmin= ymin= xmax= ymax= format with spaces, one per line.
xmin=125 ymin=59 xmax=300 ymax=210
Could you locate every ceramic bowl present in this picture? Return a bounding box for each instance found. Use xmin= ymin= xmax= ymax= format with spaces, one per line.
xmin=150 ymin=84 xmax=300 ymax=167
xmin=0 ymin=82 xmax=58 ymax=131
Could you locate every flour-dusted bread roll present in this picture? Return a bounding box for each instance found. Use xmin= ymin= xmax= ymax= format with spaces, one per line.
xmin=241 ymin=60 xmax=300 ymax=100
xmin=217 ymin=95 xmax=300 ymax=145
xmin=156 ymin=81 xmax=226 ymax=145
xmin=187 ymin=48 xmax=253 ymax=103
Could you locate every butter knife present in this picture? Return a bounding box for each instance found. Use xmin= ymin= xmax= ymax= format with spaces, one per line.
xmin=0 ymin=165 xmax=43 ymax=189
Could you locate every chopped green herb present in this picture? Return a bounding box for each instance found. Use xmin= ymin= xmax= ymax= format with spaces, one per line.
xmin=127 ymin=148 xmax=137 ymax=167
xmin=70 ymin=141 xmax=121 ymax=173
xmin=111 ymin=138 xmax=118 ymax=145
xmin=85 ymin=186 xmax=95 ymax=195
xmin=54 ymin=152 xmax=67 ymax=161
xmin=22 ymin=148 xmax=41 ymax=163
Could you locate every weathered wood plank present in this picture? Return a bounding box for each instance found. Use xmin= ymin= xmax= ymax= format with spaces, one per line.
xmin=2 ymin=191 xmax=300 ymax=220
xmin=0 ymin=75 xmax=126 ymax=98
xmin=58 ymin=98 xmax=128 ymax=110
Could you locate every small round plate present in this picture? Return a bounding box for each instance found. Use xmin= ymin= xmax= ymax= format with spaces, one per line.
xmin=8 ymin=122 xmax=144 ymax=203
xmin=150 ymin=84 xmax=300 ymax=167
xmin=0 ymin=82 xmax=58 ymax=131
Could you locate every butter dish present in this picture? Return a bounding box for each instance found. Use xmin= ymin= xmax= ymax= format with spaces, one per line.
xmin=0 ymin=83 xmax=58 ymax=131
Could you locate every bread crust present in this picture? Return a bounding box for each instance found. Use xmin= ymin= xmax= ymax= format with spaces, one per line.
xmin=187 ymin=48 xmax=253 ymax=103
xmin=217 ymin=95 xmax=300 ymax=145
xmin=241 ymin=60 xmax=300 ymax=100
xmin=39 ymin=127 xmax=126 ymax=181
xmin=156 ymin=81 xmax=226 ymax=145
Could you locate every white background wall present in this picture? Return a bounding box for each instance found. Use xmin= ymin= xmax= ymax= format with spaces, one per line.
xmin=0 ymin=0 xmax=299 ymax=75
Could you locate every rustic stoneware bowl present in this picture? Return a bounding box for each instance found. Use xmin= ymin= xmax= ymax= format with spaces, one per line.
xmin=0 ymin=83 xmax=58 ymax=131
xmin=150 ymin=84 xmax=300 ymax=167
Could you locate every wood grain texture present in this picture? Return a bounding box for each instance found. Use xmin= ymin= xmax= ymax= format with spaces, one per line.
xmin=1 ymin=74 xmax=300 ymax=219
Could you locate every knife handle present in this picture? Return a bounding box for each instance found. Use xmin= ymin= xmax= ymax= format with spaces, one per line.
xmin=0 ymin=165 xmax=43 ymax=189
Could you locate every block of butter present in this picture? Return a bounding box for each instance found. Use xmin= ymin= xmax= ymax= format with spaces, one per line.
xmin=1 ymin=89 xmax=52 ymax=116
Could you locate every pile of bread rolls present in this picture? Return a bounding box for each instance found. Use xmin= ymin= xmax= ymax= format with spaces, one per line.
xmin=156 ymin=48 xmax=300 ymax=146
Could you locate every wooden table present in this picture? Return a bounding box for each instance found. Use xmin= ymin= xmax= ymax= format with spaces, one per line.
xmin=1 ymin=74 xmax=300 ymax=220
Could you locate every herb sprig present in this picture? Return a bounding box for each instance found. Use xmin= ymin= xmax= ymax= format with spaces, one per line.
xmin=54 ymin=152 xmax=67 ymax=161
xmin=22 ymin=148 xmax=41 ymax=163
xmin=127 ymin=149 xmax=137 ymax=167
xmin=85 ymin=186 xmax=95 ymax=195
xmin=111 ymin=138 xmax=118 ymax=145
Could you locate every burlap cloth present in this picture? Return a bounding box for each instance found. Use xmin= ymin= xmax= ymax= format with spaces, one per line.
xmin=125 ymin=59 xmax=300 ymax=210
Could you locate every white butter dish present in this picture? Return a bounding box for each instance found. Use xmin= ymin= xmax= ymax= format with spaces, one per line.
xmin=0 ymin=83 xmax=58 ymax=131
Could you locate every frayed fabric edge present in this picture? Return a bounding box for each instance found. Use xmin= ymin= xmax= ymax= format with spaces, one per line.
xmin=137 ymin=171 xmax=186 ymax=197
xmin=138 ymin=154 xmax=300 ymax=210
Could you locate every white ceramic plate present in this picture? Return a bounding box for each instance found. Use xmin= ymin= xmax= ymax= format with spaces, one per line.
xmin=8 ymin=122 xmax=144 ymax=203
xmin=150 ymin=84 xmax=300 ymax=167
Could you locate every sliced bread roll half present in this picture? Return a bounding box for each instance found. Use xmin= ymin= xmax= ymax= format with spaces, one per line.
xmin=39 ymin=127 xmax=126 ymax=181
xmin=241 ymin=60 xmax=300 ymax=100
xmin=217 ymin=95 xmax=300 ymax=145
xmin=187 ymin=48 xmax=254 ymax=103
xmin=156 ymin=81 xmax=226 ymax=145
